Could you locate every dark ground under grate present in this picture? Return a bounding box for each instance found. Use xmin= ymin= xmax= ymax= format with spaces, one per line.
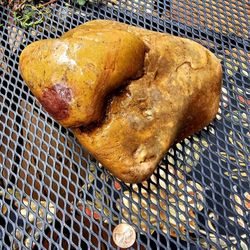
xmin=0 ymin=0 xmax=250 ymax=249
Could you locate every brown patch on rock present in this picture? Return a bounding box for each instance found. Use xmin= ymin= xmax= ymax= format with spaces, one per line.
xmin=40 ymin=84 xmax=72 ymax=120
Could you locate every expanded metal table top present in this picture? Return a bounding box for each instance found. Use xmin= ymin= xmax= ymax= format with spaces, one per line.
xmin=0 ymin=1 xmax=250 ymax=249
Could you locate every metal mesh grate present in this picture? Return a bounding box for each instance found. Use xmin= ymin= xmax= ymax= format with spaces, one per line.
xmin=0 ymin=1 xmax=250 ymax=249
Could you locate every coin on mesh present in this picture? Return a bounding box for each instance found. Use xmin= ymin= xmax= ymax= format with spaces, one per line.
xmin=113 ymin=223 xmax=136 ymax=248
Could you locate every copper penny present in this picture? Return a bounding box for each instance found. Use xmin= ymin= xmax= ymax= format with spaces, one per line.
xmin=112 ymin=223 xmax=136 ymax=248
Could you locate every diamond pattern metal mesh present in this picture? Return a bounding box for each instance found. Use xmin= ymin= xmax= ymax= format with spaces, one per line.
xmin=0 ymin=1 xmax=250 ymax=249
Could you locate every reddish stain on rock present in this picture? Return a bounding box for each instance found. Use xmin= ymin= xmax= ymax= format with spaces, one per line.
xmin=40 ymin=84 xmax=72 ymax=120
